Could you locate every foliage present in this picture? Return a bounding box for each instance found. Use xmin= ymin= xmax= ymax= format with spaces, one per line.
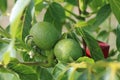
xmin=0 ymin=0 xmax=120 ymax=80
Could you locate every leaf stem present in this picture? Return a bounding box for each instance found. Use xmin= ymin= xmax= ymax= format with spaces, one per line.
xmin=66 ymin=16 xmax=76 ymax=23
xmin=64 ymin=8 xmax=78 ymax=18
xmin=64 ymin=8 xmax=84 ymax=20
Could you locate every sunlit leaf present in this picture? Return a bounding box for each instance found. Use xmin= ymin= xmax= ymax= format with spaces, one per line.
xmin=2 ymin=42 xmax=16 ymax=66
xmin=2 ymin=51 xmax=10 ymax=66
xmin=68 ymin=67 xmax=76 ymax=80
xmin=12 ymin=0 xmax=34 ymax=41
xmin=76 ymin=56 xmax=94 ymax=64
xmin=75 ymin=21 xmax=88 ymax=28
xmin=79 ymin=0 xmax=90 ymax=13
xmin=34 ymin=0 xmax=42 ymax=5
xmin=104 ymin=66 xmax=118 ymax=80
xmin=10 ymin=0 xmax=31 ymax=39
xmin=64 ymin=4 xmax=74 ymax=17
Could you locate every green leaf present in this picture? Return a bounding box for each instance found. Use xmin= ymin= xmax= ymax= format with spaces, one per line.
xmin=8 ymin=64 xmax=36 ymax=74
xmin=93 ymin=4 xmax=111 ymax=27
xmin=10 ymin=0 xmax=31 ymax=39
xmin=52 ymin=63 xmax=69 ymax=80
xmin=68 ymin=67 xmax=76 ymax=80
xmin=37 ymin=67 xmax=53 ymax=80
xmin=64 ymin=4 xmax=74 ymax=17
xmin=44 ymin=2 xmax=65 ymax=33
xmin=0 ymin=67 xmax=20 ymax=80
xmin=79 ymin=0 xmax=89 ymax=13
xmin=109 ymin=49 xmax=117 ymax=57
xmin=21 ymin=0 xmax=34 ymax=40
xmin=0 ymin=0 xmax=7 ymax=13
xmin=65 ymin=0 xmax=77 ymax=5
xmin=19 ymin=73 xmax=38 ymax=80
xmin=76 ymin=5 xmax=111 ymax=31
xmin=67 ymin=32 xmax=80 ymax=44
xmin=109 ymin=0 xmax=120 ymax=23
xmin=35 ymin=1 xmax=46 ymax=14
xmin=0 ymin=72 xmax=20 ymax=80
xmin=8 ymin=61 xmax=38 ymax=80
xmin=86 ymin=4 xmax=111 ymax=31
xmin=96 ymin=30 xmax=109 ymax=42
xmin=0 ymin=26 xmax=10 ymax=38
xmin=14 ymin=0 xmax=34 ymax=41
xmin=76 ymin=28 xmax=104 ymax=61
xmin=116 ymin=24 xmax=120 ymax=52
xmin=89 ymin=0 xmax=106 ymax=11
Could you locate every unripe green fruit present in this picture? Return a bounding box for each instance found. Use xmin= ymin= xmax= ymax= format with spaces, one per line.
xmin=30 ymin=22 xmax=60 ymax=50
xmin=54 ymin=39 xmax=83 ymax=63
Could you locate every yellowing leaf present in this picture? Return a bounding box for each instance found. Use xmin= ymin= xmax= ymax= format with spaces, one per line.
xmin=2 ymin=51 xmax=10 ymax=66
xmin=2 ymin=42 xmax=16 ymax=66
